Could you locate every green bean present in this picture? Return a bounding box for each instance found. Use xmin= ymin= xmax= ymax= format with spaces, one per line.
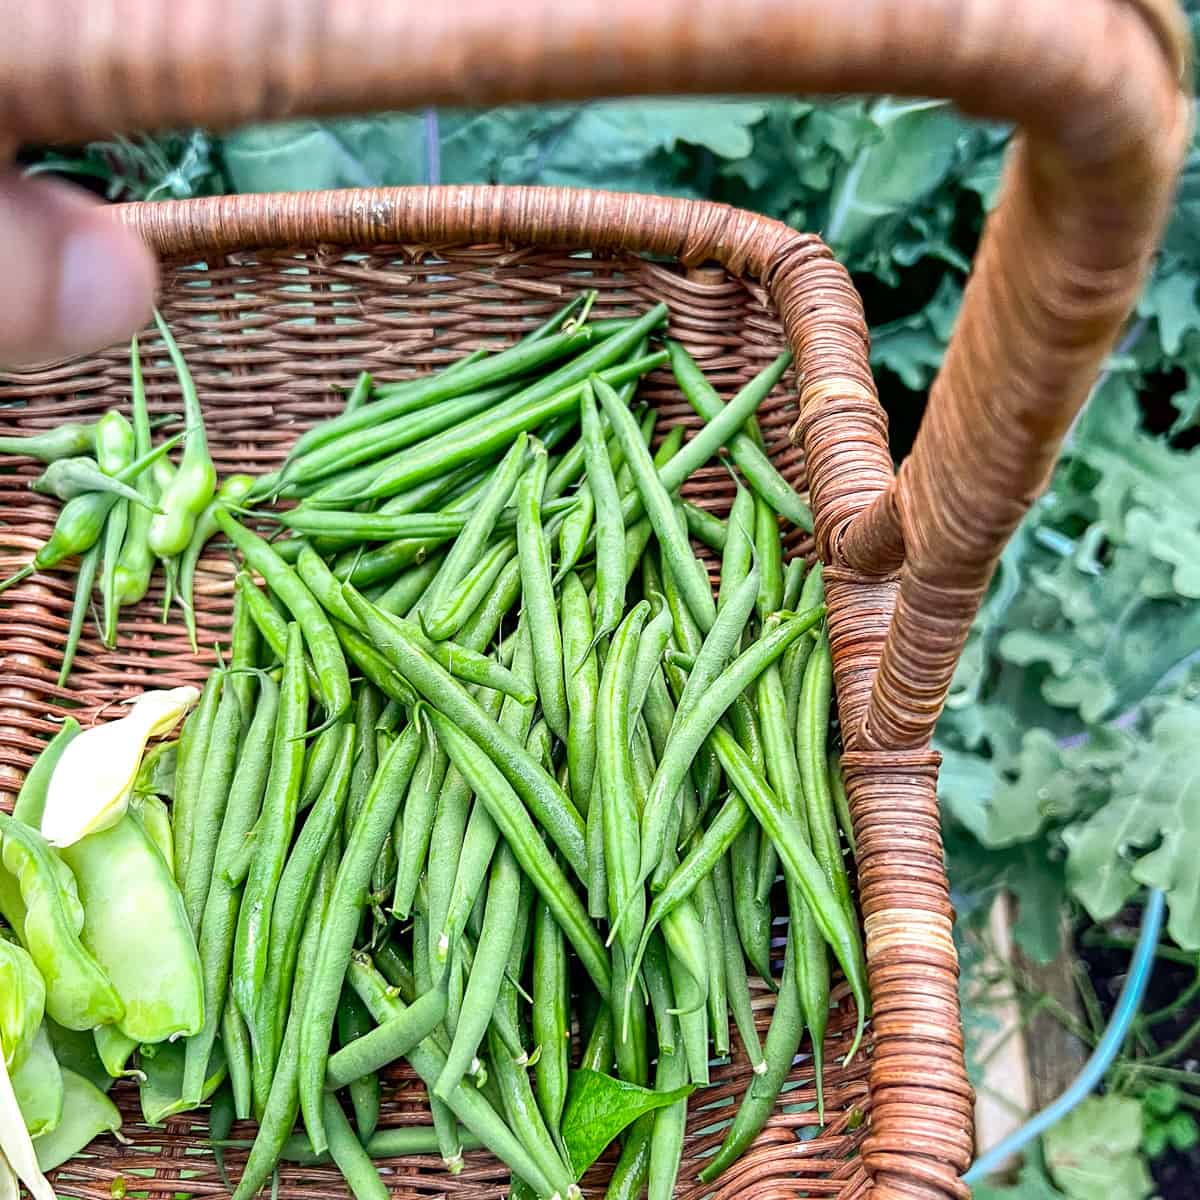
xmin=419 ymin=434 xmax=528 ymax=621
xmin=454 ymin=556 xmax=522 ymax=652
xmin=606 ymin=1114 xmax=654 ymax=1200
xmin=363 ymin=349 xmax=668 ymax=504
xmin=56 ymin=542 xmax=100 ymax=688
xmin=782 ymin=556 xmax=806 ymax=612
xmin=420 ymin=538 xmax=516 ymax=642
xmin=345 ymin=957 xmax=565 ymax=1199
xmin=276 ymin=508 xmax=468 ymax=541
xmin=322 ymin=1091 xmax=391 ymax=1200
xmin=667 ymin=340 xmax=813 ymax=531
xmin=594 ymin=375 xmax=716 ymax=633
xmin=181 ymin=683 xmax=243 ymax=932
xmin=326 ymin=984 xmax=448 ymax=1090
xmin=708 ymin=724 xmax=866 ymax=1058
xmin=612 ymin=941 xmax=649 ymax=1087
xmin=647 ymin=1044 xmax=688 ymax=1200
xmin=681 ymin=501 xmax=727 ymax=552
xmin=235 ymin=571 xmax=324 ymax=698
xmin=665 ymin=926 xmax=709 ymax=1086
xmin=216 ymin=511 xmax=351 ymax=729
xmin=331 ymin=620 xmax=417 ymax=707
xmin=713 ymin=855 xmax=765 ymax=1074
xmin=580 ymin=381 xmax=625 ymax=645
xmin=634 ymin=566 xmax=760 ymax=894
xmin=298 ymin=723 xmax=423 ymax=1153
xmin=172 ymin=670 xmax=223 ymax=889
xmin=281 ymin=380 xmax=526 ymax=492
xmin=696 ymin=869 xmax=729 ymax=1057
xmin=532 ymin=896 xmax=569 ymax=1135
xmin=581 ymin=1005 xmax=614 ymax=1075
xmin=560 ymin=572 xmax=598 ymax=816
xmin=516 ymin=444 xmax=569 ymax=741
xmin=217 ymin=1125 xmax=486 ymax=1165
xmin=222 ymin=1002 xmax=254 ymax=1121
xmin=231 ymin=627 xmax=308 ymax=1090
xmin=375 ymin=552 xmax=446 ymax=619
xmin=345 ymin=590 xmax=587 ymax=880
xmin=798 ymin=636 xmax=855 ymax=921
xmin=829 ymin=750 xmax=856 ymax=857
xmin=697 ymin=908 xmax=804 ymax=1184
xmin=299 ymin=720 xmax=346 ymax=811
xmin=231 ymin=849 xmax=335 ymax=1199
xmin=629 ymin=598 xmax=673 ymax=734
xmin=426 ymin=709 xmax=610 ymax=997
xmin=754 ymin=493 xmax=784 ymax=620
xmin=719 ymin=484 xmax=755 ymax=610
xmin=554 ymin=485 xmax=593 ymax=584
xmin=393 ymin=737 xmax=449 ymax=921
xmin=731 ymin=823 xmax=773 ymax=984
xmin=289 ymin=327 xmax=593 ymax=461
xmin=437 ymin=841 xmax=522 ymax=1099
xmin=658 ymin=351 xmax=792 ymax=493
xmin=599 ymin=601 xmax=651 ymax=963
xmin=641 ymin=933 xmax=677 ymax=1056
xmin=261 ymin=724 xmax=355 ymax=1067
xmin=0 ymin=422 xmax=95 ymax=462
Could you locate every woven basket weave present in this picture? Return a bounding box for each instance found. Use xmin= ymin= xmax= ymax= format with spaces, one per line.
xmin=0 ymin=3 xmax=1191 ymax=1199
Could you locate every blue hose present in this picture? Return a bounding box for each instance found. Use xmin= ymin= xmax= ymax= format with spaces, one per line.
xmin=963 ymin=889 xmax=1165 ymax=1184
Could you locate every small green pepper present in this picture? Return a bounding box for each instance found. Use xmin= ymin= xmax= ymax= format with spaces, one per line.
xmin=147 ymin=310 xmax=217 ymax=559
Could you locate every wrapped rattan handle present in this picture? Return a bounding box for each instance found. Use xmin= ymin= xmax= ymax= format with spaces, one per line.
xmin=0 ymin=0 xmax=1190 ymax=751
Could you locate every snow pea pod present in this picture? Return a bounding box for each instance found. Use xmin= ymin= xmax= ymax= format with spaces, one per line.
xmin=12 ymin=1024 xmax=63 ymax=1137
xmin=11 ymin=721 xmax=79 ymax=828
xmin=59 ymin=812 xmax=203 ymax=1044
xmin=31 ymin=1068 xmax=120 ymax=1173
xmin=0 ymin=813 xmax=123 ymax=1031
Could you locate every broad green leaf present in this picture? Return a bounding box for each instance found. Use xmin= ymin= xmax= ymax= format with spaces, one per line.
xmin=1043 ymin=1096 xmax=1153 ymax=1200
xmin=560 ymin=1068 xmax=693 ymax=1179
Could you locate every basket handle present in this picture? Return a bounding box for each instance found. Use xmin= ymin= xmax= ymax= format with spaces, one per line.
xmin=0 ymin=0 xmax=1191 ymax=749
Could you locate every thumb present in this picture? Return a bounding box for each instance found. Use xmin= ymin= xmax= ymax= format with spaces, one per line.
xmin=0 ymin=173 xmax=157 ymax=369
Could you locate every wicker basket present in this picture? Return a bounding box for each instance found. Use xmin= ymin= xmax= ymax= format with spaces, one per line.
xmin=0 ymin=3 xmax=1191 ymax=1199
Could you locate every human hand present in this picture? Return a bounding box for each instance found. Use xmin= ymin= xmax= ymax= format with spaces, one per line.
xmin=0 ymin=173 xmax=157 ymax=368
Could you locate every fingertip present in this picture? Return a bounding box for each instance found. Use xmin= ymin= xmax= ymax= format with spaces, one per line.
xmin=0 ymin=175 xmax=158 ymax=368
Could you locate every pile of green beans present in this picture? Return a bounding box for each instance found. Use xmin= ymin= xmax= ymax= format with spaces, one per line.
xmin=1 ymin=295 xmax=868 ymax=1200
xmin=0 ymin=313 xmax=232 ymax=681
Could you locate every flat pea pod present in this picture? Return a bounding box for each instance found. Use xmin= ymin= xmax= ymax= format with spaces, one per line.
xmin=0 ymin=423 xmax=95 ymax=463
xmin=580 ymin=381 xmax=625 ymax=644
xmin=178 ymin=473 xmax=255 ymax=652
xmin=531 ymin=895 xmax=569 ymax=1136
xmin=426 ymin=709 xmax=611 ymax=997
xmin=326 ymin=984 xmax=447 ymax=1091
xmin=599 ymin=601 xmax=651 ymax=962
xmin=594 ymin=374 xmax=716 ymax=633
xmin=708 ymin=724 xmax=867 ymax=1059
xmin=0 ymin=813 xmax=124 ymax=1030
xmin=11 ymin=721 xmax=79 ymax=827
xmin=667 ymin=340 xmax=812 ymax=531
xmin=231 ymin=626 xmax=308 ymax=1064
xmin=215 ymin=510 xmax=351 ymax=729
xmin=58 ymin=813 xmax=203 ymax=1043
xmin=31 ymin=1067 xmax=120 ymax=1173
xmin=516 ymin=443 xmax=569 ymax=742
xmin=561 ymin=571 xmax=598 ymax=816
xmin=345 ymin=590 xmax=587 ymax=881
xmin=147 ymin=310 xmax=218 ymax=557
xmin=171 ymin=670 xmax=223 ymax=889
xmin=298 ymin=723 xmax=423 ymax=1153
xmin=182 ymin=683 xmax=244 ymax=933
xmin=260 ymin=723 xmax=355 ymax=1065
xmin=92 ymin=1024 xmax=137 ymax=1079
xmin=697 ymin=913 xmax=805 ymax=1186
xmin=13 ymin=1023 xmax=63 ymax=1137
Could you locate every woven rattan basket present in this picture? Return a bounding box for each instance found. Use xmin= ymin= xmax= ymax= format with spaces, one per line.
xmin=0 ymin=3 xmax=1192 ymax=1199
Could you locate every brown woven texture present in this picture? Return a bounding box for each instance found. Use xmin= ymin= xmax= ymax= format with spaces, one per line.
xmin=0 ymin=2 xmax=1192 ymax=1199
